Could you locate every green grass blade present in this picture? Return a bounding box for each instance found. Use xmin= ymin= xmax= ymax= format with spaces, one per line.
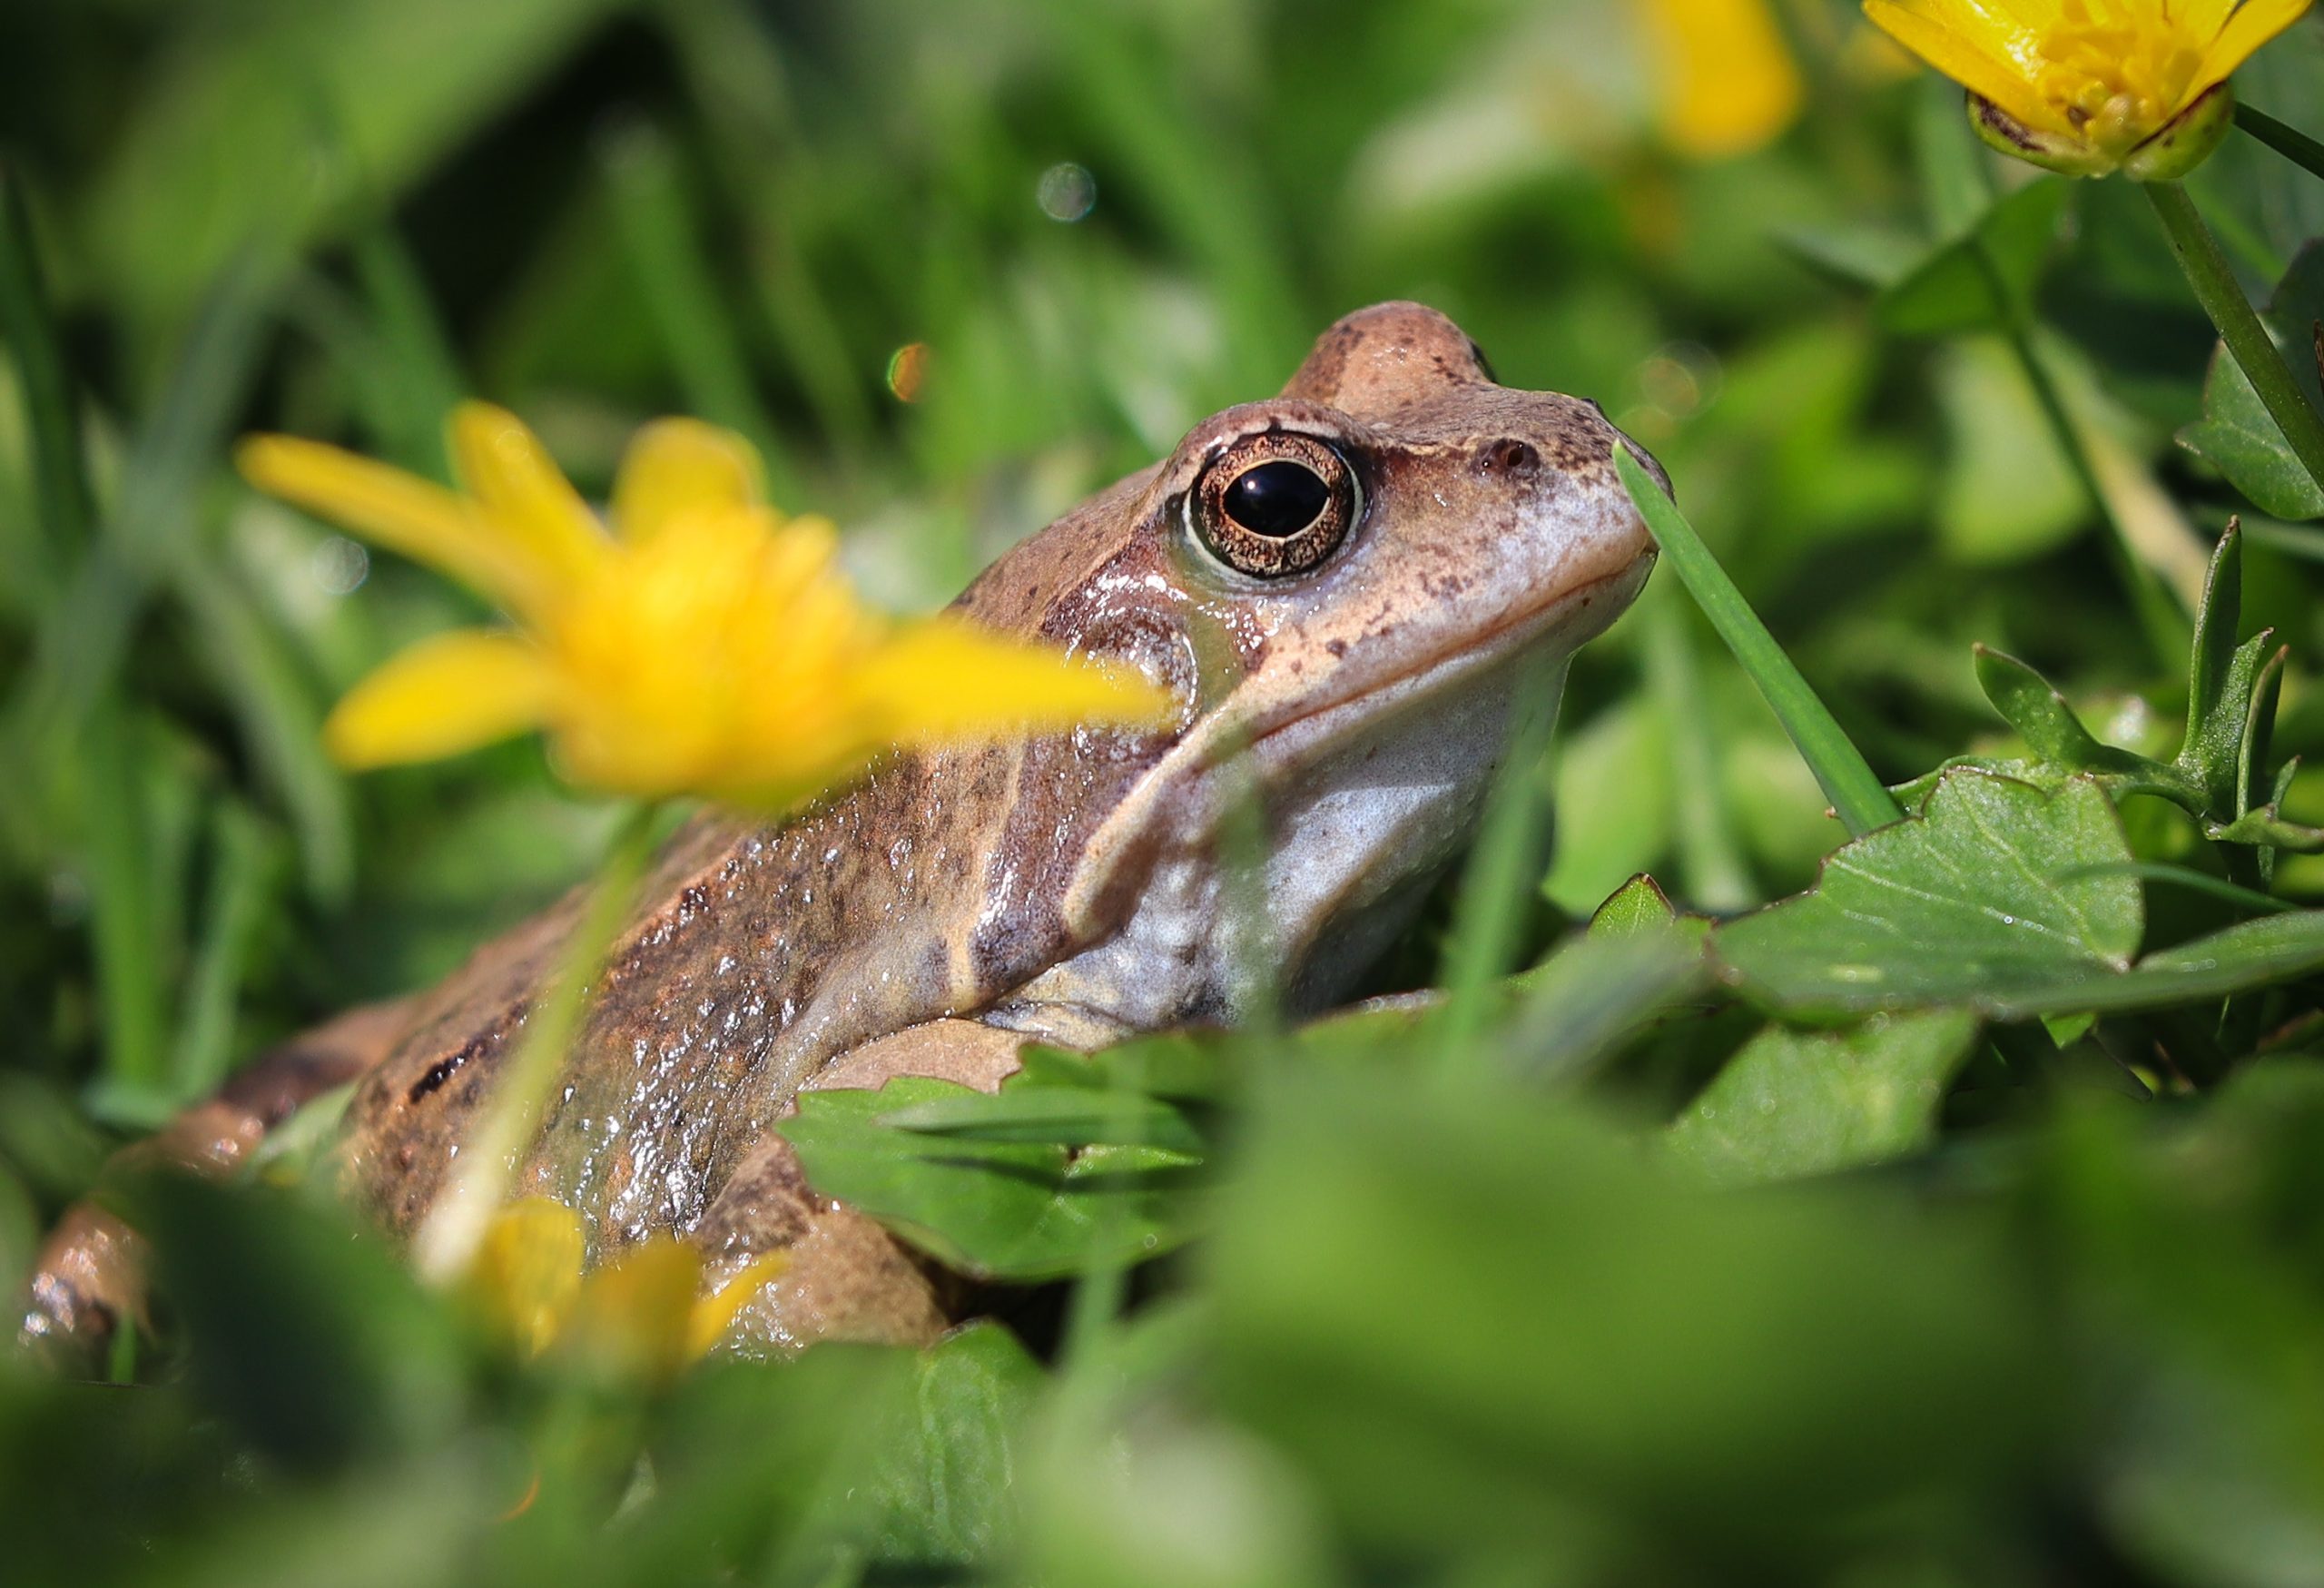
xmin=168 ymin=801 xmax=280 ymax=1099
xmin=1615 ymin=447 xmax=1903 ymax=838
xmin=350 ymin=223 xmax=467 ymax=478
xmin=1640 ymin=592 xmax=1755 ymax=910
xmin=2235 ymin=102 xmax=2324 ymax=184
xmin=0 ymin=164 xmax=94 ymax=584
xmin=602 ymin=120 xmax=803 ymax=503
xmin=80 ymin=706 xmax=170 ymax=1100
xmin=172 ymin=557 xmax=355 ymax=902
xmin=1434 ymin=662 xmax=1564 ymax=1059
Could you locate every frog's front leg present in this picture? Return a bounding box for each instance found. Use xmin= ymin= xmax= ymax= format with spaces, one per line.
xmin=692 ymin=1018 xmax=1033 ymax=1354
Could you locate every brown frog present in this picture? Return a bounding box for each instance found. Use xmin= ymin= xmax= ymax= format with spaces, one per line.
xmin=25 ymin=302 xmax=1660 ymax=1356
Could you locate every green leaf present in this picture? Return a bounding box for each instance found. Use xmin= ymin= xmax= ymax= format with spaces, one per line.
xmin=1715 ymin=769 xmax=2142 ymax=1019
xmin=1878 ymin=179 xmax=2070 ymax=338
xmin=1501 ymin=928 xmax=1709 ymax=1086
xmin=1207 ymin=1071 xmax=2036 ymax=1545
xmin=1668 ymin=1011 xmax=1982 ymax=1186
xmin=2047 ymin=912 xmax=2324 ymax=1015
xmin=2181 ymin=524 xmax=2250 ymax=804
xmin=881 ymin=1085 xmax=1206 ymax=1154
xmin=1718 ymin=768 xmax=2324 ymax=1018
xmin=1973 ymin=646 xmax=2184 ymax=788
xmin=813 ymin=1323 xmax=1044 ymax=1569
xmin=1587 ymin=873 xmax=1682 ymax=940
xmin=123 ymin=1172 xmax=462 ymax=1468
xmin=781 ymin=1075 xmax=1204 ymax=1282
xmin=2177 ymin=243 xmax=2324 ymax=520
xmin=2210 ymin=808 xmax=2324 ymax=853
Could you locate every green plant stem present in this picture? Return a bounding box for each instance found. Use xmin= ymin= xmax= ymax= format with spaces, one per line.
xmin=1434 ymin=661 xmax=1565 ymax=1060
xmin=1615 ymin=448 xmax=1903 ymax=838
xmin=1640 ymin=593 xmax=1754 ymax=912
xmin=2234 ymin=103 xmax=2324 ymax=184
xmin=413 ymin=801 xmax=665 ymax=1285
xmin=1982 ymin=263 xmax=2191 ymax=670
xmin=2143 ymin=181 xmax=2324 ymax=502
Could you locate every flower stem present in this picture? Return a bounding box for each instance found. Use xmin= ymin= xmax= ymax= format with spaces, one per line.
xmin=2143 ymin=180 xmax=2324 ymax=501
xmin=1982 ymin=271 xmax=2192 ymax=670
xmin=2234 ymin=103 xmax=2324 ymax=185
xmin=1614 ymin=448 xmax=1902 ymax=838
xmin=414 ymin=800 xmax=665 ymax=1285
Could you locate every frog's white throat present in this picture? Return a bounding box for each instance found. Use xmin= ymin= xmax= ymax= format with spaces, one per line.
xmin=1005 ymin=553 xmax=1647 ymax=1036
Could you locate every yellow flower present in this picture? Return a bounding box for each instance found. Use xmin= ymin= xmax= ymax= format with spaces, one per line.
xmin=1864 ymin=0 xmax=2314 ymax=178
xmin=238 ymin=405 xmax=1172 ymax=808
xmin=466 ymin=1198 xmax=786 ymax=1376
xmin=1640 ymin=0 xmax=1807 ymax=160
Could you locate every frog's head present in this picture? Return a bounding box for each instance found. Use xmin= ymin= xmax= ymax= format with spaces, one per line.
xmin=956 ymin=302 xmax=1659 ymax=1025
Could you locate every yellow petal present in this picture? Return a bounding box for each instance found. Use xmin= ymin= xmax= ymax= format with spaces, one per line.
xmin=685 ymin=1253 xmax=791 ymax=1358
xmin=324 ymin=629 xmax=555 ymax=769
xmin=612 ymin=418 xmax=766 ymax=544
xmin=1867 ymin=0 xmax=2051 ymax=69
xmin=1863 ymin=0 xmax=2075 ymax=134
xmin=2197 ymin=0 xmax=2314 ymax=87
xmin=464 ymin=1199 xmax=586 ymax=1356
xmin=566 ymin=1238 xmax=701 ymax=1382
xmin=1640 ymin=0 xmax=1805 ymax=159
xmin=854 ymin=616 xmax=1177 ymax=744
xmin=2182 ymin=0 xmax=2240 ymax=37
xmin=237 ymin=435 xmax=540 ymax=611
xmin=448 ymin=402 xmax=611 ymax=590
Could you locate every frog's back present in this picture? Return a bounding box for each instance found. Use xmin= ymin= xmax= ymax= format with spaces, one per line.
xmin=337 ymin=468 xmax=1192 ymax=1253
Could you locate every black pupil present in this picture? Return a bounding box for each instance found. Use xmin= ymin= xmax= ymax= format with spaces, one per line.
xmin=1223 ymin=460 xmax=1330 ymax=538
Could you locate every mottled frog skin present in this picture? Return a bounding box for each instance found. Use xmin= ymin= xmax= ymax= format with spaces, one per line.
xmin=25 ymin=303 xmax=1659 ymax=1356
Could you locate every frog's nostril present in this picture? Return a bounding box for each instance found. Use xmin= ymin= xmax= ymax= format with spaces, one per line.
xmin=1480 ymin=439 xmax=1538 ymax=476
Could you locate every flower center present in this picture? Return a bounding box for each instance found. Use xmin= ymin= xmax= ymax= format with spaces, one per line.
xmin=2033 ymin=0 xmax=2203 ymax=154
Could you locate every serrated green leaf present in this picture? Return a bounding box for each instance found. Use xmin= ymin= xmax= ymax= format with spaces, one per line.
xmin=1713 ymin=769 xmax=2142 ymax=1019
xmin=1718 ymin=769 xmax=2324 ymax=1018
xmin=781 ymin=1076 xmax=1203 ymax=1282
xmin=2177 ymin=244 xmax=2324 ymax=520
xmin=1668 ymin=1011 xmax=1982 ymax=1186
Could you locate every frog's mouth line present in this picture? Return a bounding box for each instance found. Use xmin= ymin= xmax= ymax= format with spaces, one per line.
xmin=1243 ymin=550 xmax=1657 ymax=773
xmin=1057 ymin=547 xmax=1654 ymax=939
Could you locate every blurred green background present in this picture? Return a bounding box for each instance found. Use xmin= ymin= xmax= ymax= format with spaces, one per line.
xmin=9 ymin=2 xmax=2324 ymax=1583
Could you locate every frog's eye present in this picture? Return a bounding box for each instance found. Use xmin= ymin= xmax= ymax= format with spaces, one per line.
xmin=1190 ymin=433 xmax=1358 ymax=579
